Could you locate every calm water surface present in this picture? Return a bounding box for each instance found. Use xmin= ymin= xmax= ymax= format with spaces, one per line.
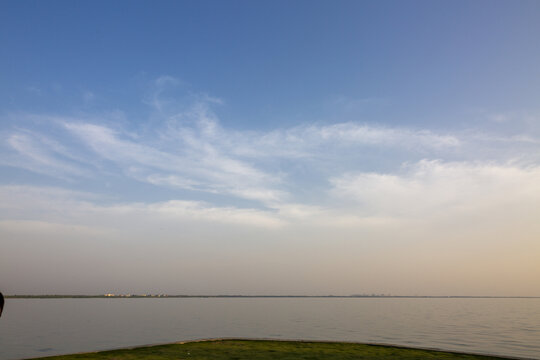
xmin=0 ymin=298 xmax=539 ymax=360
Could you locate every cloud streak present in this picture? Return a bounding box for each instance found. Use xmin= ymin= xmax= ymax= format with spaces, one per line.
xmin=2 ymin=96 xmax=539 ymax=211
xmin=0 ymin=185 xmax=283 ymax=229
xmin=0 ymin=129 xmax=92 ymax=179
xmin=331 ymin=160 xmax=540 ymax=219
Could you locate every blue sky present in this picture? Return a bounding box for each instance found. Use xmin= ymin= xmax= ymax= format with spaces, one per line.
xmin=1 ymin=1 xmax=540 ymax=295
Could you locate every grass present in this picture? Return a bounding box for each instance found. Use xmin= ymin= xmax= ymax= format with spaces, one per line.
xmin=32 ymin=339 xmax=512 ymax=360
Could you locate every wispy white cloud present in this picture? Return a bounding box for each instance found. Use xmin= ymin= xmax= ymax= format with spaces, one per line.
xmin=3 ymin=100 xmax=540 ymax=208
xmin=58 ymin=103 xmax=464 ymax=205
xmin=275 ymin=122 xmax=460 ymax=151
xmin=63 ymin=118 xmax=284 ymax=204
xmin=0 ymin=185 xmax=283 ymax=228
xmin=0 ymin=130 xmax=92 ymax=179
xmin=2 ymin=77 xmax=540 ymax=213
xmin=144 ymin=75 xmax=223 ymax=114
xmin=331 ymin=160 xmax=540 ymax=219
xmin=200 ymin=121 xmax=461 ymax=160
xmin=144 ymin=76 xmax=180 ymax=112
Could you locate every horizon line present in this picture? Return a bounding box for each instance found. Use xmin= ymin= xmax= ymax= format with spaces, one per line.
xmin=5 ymin=294 xmax=540 ymax=299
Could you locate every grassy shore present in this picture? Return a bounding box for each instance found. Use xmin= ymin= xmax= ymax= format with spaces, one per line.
xmin=33 ymin=339 xmax=512 ymax=360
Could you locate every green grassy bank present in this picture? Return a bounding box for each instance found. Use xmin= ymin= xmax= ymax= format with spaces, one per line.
xmin=33 ymin=339 xmax=512 ymax=360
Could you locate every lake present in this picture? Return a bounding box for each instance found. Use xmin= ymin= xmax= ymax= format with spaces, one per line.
xmin=0 ymin=298 xmax=539 ymax=360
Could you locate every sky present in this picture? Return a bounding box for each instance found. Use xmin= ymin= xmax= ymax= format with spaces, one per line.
xmin=1 ymin=0 xmax=540 ymax=296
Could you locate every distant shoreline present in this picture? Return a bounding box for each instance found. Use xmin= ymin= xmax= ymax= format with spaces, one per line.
xmin=5 ymin=294 xmax=540 ymax=299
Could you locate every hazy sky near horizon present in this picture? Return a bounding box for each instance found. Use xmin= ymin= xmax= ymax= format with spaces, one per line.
xmin=1 ymin=0 xmax=540 ymax=296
